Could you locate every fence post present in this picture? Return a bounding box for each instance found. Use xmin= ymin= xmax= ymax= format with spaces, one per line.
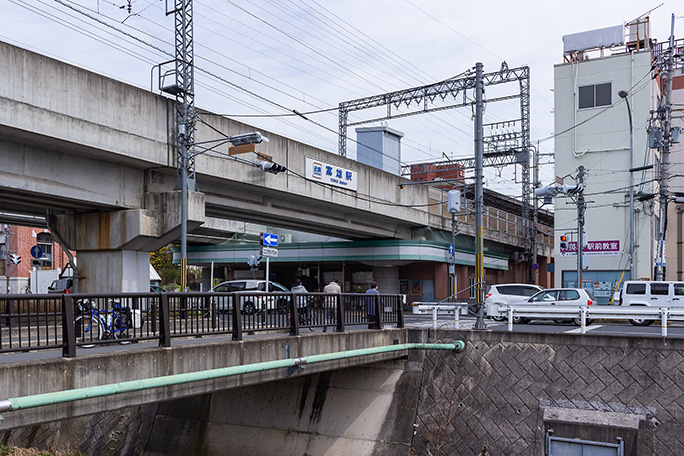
xmin=159 ymin=293 xmax=171 ymax=347
xmin=290 ymin=293 xmax=300 ymax=336
xmin=507 ymin=307 xmax=514 ymax=332
xmin=432 ymin=306 xmax=438 ymax=330
xmin=397 ymin=295 xmax=405 ymax=328
xmin=661 ymin=309 xmax=668 ymax=338
xmin=232 ymin=294 xmax=243 ymax=341
xmin=62 ymin=294 xmax=76 ymax=358
xmin=454 ymin=306 xmax=460 ymax=329
xmin=374 ymin=295 xmax=382 ymax=329
xmin=580 ymin=307 xmax=587 ymax=335
xmin=335 ymin=293 xmax=344 ymax=333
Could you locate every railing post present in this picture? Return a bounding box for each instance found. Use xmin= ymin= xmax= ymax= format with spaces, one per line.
xmin=375 ymin=295 xmax=382 ymax=329
xmin=432 ymin=306 xmax=438 ymax=330
xmin=159 ymin=293 xmax=171 ymax=347
xmin=232 ymin=294 xmax=243 ymax=341
xmin=397 ymin=295 xmax=405 ymax=328
xmin=580 ymin=307 xmax=587 ymax=335
xmin=507 ymin=307 xmax=513 ymax=332
xmin=151 ymin=296 xmax=158 ymax=334
xmin=335 ymin=293 xmax=344 ymax=333
xmin=62 ymin=294 xmax=76 ymax=358
xmin=454 ymin=305 xmax=460 ymax=329
xmin=661 ymin=309 xmax=668 ymax=338
xmin=290 ymin=293 xmax=300 ymax=336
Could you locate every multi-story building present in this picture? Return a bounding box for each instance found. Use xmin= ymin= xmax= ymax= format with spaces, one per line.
xmin=1 ymin=225 xmax=72 ymax=293
xmin=553 ymin=17 xmax=683 ymax=301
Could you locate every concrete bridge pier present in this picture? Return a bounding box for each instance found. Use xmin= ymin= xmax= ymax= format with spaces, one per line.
xmin=51 ymin=190 xmax=205 ymax=292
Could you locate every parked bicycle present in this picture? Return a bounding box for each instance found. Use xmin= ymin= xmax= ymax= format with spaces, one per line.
xmin=74 ymin=298 xmax=133 ymax=348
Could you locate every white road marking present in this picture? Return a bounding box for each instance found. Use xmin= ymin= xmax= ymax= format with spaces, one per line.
xmin=565 ymin=325 xmax=603 ymax=334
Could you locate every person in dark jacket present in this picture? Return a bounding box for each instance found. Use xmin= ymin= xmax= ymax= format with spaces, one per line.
xmin=365 ymin=281 xmax=379 ymax=329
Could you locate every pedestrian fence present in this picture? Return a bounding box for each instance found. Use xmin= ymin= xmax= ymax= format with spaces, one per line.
xmin=0 ymin=291 xmax=404 ymax=357
xmin=499 ymin=305 xmax=684 ymax=337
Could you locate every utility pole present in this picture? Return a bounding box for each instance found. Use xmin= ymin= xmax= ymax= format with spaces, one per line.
xmin=655 ymin=14 xmax=675 ymax=281
xmin=576 ymin=166 xmax=586 ymax=288
xmin=531 ymin=144 xmax=539 ymax=284
xmin=618 ymin=90 xmax=635 ymax=280
xmin=161 ymin=0 xmax=196 ymax=292
xmin=474 ymin=62 xmax=486 ymax=330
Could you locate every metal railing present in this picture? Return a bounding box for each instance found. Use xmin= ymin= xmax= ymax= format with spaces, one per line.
xmin=0 ymin=292 xmax=405 ymax=357
xmin=498 ymin=304 xmax=684 ymax=337
xmin=428 ymin=187 xmax=553 ymax=248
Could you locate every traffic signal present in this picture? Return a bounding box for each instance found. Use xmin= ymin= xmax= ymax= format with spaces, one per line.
xmin=259 ymin=161 xmax=287 ymax=174
xmin=559 ymin=235 xmax=568 ymax=250
xmin=9 ymin=254 xmax=21 ymax=265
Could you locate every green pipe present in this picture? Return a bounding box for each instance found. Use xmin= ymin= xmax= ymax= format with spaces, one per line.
xmin=0 ymin=341 xmax=464 ymax=412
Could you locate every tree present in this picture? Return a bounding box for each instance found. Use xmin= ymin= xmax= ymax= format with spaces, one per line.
xmin=150 ymin=244 xmax=180 ymax=288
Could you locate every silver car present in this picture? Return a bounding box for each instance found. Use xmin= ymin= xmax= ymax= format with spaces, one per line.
xmin=210 ymin=280 xmax=290 ymax=315
xmin=519 ymin=288 xmax=597 ymax=325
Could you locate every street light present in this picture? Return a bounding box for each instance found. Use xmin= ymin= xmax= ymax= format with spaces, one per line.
xmin=618 ymin=90 xmax=635 ymax=280
xmin=179 ymin=131 xmax=269 ymax=291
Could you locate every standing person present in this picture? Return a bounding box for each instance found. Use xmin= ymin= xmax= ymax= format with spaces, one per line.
xmin=291 ymin=278 xmax=309 ymax=322
xmin=365 ymin=281 xmax=379 ymax=329
xmin=322 ymin=279 xmax=342 ymax=332
xmin=323 ymin=279 xmax=341 ymax=294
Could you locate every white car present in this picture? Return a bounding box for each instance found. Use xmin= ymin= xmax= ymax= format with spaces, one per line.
xmin=515 ymin=288 xmax=598 ymax=325
xmin=210 ymin=280 xmax=291 ymax=315
xmin=617 ymin=280 xmax=684 ymax=326
xmin=485 ymin=284 xmax=545 ymax=321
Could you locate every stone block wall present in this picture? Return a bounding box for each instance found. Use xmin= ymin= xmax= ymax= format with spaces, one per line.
xmin=411 ymin=329 xmax=683 ymax=455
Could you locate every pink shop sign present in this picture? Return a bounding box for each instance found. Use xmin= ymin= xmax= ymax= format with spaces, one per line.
xmin=560 ymin=240 xmax=620 ymax=256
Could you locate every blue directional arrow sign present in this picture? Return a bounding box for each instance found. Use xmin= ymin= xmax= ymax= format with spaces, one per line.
xmin=448 ymin=244 xmax=454 ymax=255
xmin=30 ymin=245 xmax=43 ymax=259
xmin=261 ymin=232 xmax=279 ymax=247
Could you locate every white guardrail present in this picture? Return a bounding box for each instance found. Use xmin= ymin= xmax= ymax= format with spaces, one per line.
xmin=499 ymin=305 xmax=684 ymax=337
xmin=412 ymin=303 xmax=470 ymax=329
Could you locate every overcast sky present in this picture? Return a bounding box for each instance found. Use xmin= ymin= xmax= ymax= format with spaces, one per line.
xmin=2 ymin=1 xmax=680 ymax=197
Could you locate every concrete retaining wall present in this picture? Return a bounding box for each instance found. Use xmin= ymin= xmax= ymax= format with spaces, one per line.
xmin=1 ymin=358 xmax=424 ymax=456
xmin=411 ymin=329 xmax=684 ymax=455
xmin=6 ymin=329 xmax=684 ymax=455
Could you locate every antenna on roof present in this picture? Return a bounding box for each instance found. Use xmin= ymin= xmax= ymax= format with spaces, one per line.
xmin=630 ymin=3 xmax=663 ymax=23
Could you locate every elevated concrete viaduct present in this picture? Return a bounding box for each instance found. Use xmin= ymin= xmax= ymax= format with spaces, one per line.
xmin=0 ymin=41 xmax=430 ymax=292
xmin=0 ymin=40 xmax=551 ymax=293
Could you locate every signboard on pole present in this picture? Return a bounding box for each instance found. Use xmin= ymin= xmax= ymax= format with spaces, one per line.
xmin=261 ymin=247 xmax=278 ymax=257
xmin=30 ymin=245 xmax=43 ymax=259
xmin=260 ymin=232 xmax=279 ymax=247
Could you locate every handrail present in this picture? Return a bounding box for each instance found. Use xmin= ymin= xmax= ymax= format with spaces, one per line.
xmin=0 ymin=291 xmax=405 ymax=357
xmin=0 ymin=341 xmax=464 ymax=413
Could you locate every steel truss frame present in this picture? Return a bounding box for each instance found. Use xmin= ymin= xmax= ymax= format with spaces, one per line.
xmin=339 ymin=63 xmax=534 ymax=279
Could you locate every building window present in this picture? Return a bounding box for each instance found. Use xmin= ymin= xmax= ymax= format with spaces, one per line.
xmin=578 ymin=83 xmax=612 ymax=109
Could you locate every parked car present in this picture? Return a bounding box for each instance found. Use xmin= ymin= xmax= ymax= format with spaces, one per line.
xmin=515 ymin=288 xmax=598 ymax=325
xmin=485 ymin=284 xmax=545 ymax=321
xmin=617 ymin=280 xmax=684 ymax=326
xmin=210 ymin=280 xmax=291 ymax=315
xmin=47 ymin=278 xmax=73 ymax=294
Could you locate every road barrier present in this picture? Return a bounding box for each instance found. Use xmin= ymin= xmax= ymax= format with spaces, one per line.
xmin=0 ymin=291 xmax=404 ymax=357
xmin=412 ymin=303 xmax=470 ymax=329
xmin=499 ymin=304 xmax=684 ymax=337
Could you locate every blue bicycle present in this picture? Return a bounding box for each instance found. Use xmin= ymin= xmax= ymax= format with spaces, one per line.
xmin=74 ymin=299 xmax=132 ymax=348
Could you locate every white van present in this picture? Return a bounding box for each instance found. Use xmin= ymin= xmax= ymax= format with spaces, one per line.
xmin=617 ymin=280 xmax=684 ymax=326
